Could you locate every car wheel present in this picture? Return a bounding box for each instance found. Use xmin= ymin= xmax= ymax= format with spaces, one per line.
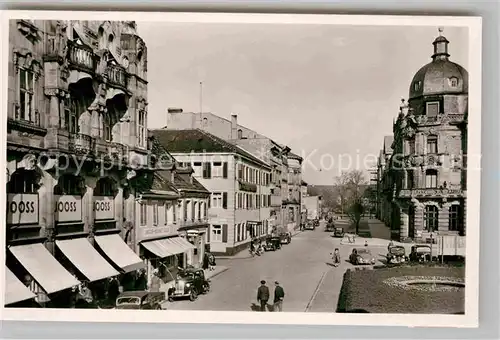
xmin=202 ymin=283 xmax=210 ymax=293
xmin=168 ymin=296 xmax=174 ymax=302
xmin=190 ymin=289 xmax=198 ymax=301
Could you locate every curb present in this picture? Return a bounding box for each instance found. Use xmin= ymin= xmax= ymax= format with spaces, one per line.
xmin=207 ymin=267 xmax=229 ymax=280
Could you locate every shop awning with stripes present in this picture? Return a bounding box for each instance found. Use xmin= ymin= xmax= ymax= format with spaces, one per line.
xmin=4 ymin=266 xmax=36 ymax=305
xmin=56 ymin=238 xmax=120 ymax=282
xmin=94 ymin=234 xmax=145 ymax=273
xmin=141 ymin=237 xmax=195 ymax=258
xmin=8 ymin=243 xmax=80 ymax=295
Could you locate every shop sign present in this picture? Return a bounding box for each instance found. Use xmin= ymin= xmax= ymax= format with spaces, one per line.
xmin=54 ymin=195 xmax=82 ymax=223
xmin=7 ymin=193 xmax=39 ymax=225
xmin=94 ymin=196 xmax=115 ymax=220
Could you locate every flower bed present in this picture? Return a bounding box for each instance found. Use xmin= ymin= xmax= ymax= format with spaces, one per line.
xmin=336 ymin=265 xmax=465 ymax=314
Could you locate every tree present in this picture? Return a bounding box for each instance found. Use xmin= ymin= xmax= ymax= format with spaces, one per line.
xmin=334 ymin=170 xmax=368 ymax=234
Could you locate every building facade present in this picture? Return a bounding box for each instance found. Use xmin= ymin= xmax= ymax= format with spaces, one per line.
xmin=377 ymin=30 xmax=468 ymax=242
xmin=151 ymin=129 xmax=272 ymax=256
xmin=284 ymin=152 xmax=303 ymax=231
xmin=6 ymin=20 xmax=149 ymax=307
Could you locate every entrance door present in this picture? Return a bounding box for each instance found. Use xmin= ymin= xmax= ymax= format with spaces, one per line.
xmin=408 ymin=205 xmax=415 ymax=239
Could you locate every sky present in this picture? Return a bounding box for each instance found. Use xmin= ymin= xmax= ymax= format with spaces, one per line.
xmin=137 ymin=22 xmax=468 ymax=186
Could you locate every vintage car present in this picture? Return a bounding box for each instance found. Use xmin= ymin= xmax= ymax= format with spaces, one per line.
xmin=313 ymin=219 xmax=320 ymax=227
xmin=115 ymin=291 xmax=165 ymax=310
xmin=280 ymin=232 xmax=292 ymax=245
xmin=167 ymin=268 xmax=210 ymax=302
xmin=386 ymin=246 xmax=409 ymax=265
xmin=304 ymin=221 xmax=316 ymax=230
xmin=325 ymin=220 xmax=335 ymax=232
xmin=409 ymin=245 xmax=433 ymax=263
xmin=264 ymin=236 xmax=282 ymax=251
xmin=332 ymin=227 xmax=345 ymax=238
xmin=349 ymin=248 xmax=376 ymax=265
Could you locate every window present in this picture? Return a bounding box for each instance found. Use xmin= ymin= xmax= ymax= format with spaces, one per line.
xmin=192 ymin=162 xmax=202 ymax=177
xmin=18 ymin=68 xmax=36 ymax=123
xmin=198 ymin=202 xmax=202 ymax=220
xmin=63 ymin=98 xmax=78 ymax=133
xmin=152 ymin=202 xmax=158 ymax=226
xmin=237 ymin=129 xmax=242 ymax=139
xmin=426 ymin=102 xmax=439 ymax=117
xmin=407 ymin=139 xmax=415 ymax=155
xmin=424 ymin=205 xmax=438 ymax=232
xmin=449 ymin=77 xmax=458 ymax=87
xmin=238 ymin=164 xmax=243 ymax=179
xmin=192 ymin=201 xmax=197 ymax=221
xmin=222 ymin=162 xmax=228 ymax=178
xmin=108 ymin=34 xmax=114 ymax=50
xmin=407 ymin=171 xmax=414 ymax=189
xmin=425 ymin=169 xmax=438 ymax=188
xmin=104 ymin=114 xmax=112 ymax=141
xmin=256 ymin=194 xmax=260 ymax=208
xmin=212 ymin=162 xmax=223 ymax=177
xmin=137 ymin=110 xmax=146 ymax=147
xmin=140 ymin=203 xmax=147 ymax=226
xmin=172 ymin=203 xmax=177 ymax=223
xmin=212 ymin=225 xmax=222 ymax=242
xmin=183 ymin=200 xmax=188 ymax=221
xmin=449 ymin=205 xmax=462 ymax=231
xmin=427 ymin=135 xmax=438 ymax=154
xmin=222 ymin=192 xmax=228 ymax=209
xmin=164 ymin=202 xmax=170 ymax=225
xmin=212 ymin=193 xmax=223 ymax=208
xmin=202 ymin=162 xmax=212 ymax=179
xmin=7 ymin=169 xmax=39 ymax=193
xmin=413 ymin=81 xmax=421 ymax=91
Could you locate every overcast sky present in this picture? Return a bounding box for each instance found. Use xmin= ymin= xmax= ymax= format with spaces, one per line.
xmin=138 ymin=23 xmax=468 ymax=185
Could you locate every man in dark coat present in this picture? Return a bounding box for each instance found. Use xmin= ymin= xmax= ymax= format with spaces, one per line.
xmin=256 ymin=280 xmax=269 ymax=312
xmin=273 ymin=281 xmax=285 ymax=312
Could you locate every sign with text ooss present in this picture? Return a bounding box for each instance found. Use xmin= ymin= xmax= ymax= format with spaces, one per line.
xmin=7 ymin=193 xmax=39 ymax=225
xmin=54 ymin=195 xmax=82 ymax=222
xmin=94 ymin=196 xmax=115 ymax=220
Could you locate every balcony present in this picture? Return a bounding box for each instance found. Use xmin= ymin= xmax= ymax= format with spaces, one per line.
xmin=68 ymin=133 xmax=95 ymax=154
xmin=67 ymin=41 xmax=97 ymax=74
xmin=106 ymin=64 xmax=128 ymax=89
xmin=398 ymin=188 xmax=465 ymax=198
xmin=416 ymin=114 xmax=465 ymax=126
xmin=177 ymin=217 xmax=209 ymax=230
xmin=94 ymin=139 xmax=125 ymax=161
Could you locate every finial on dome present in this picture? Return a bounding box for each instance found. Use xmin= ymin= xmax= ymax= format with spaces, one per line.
xmin=438 ymin=27 xmax=444 ymax=36
xmin=432 ymin=27 xmax=450 ymax=61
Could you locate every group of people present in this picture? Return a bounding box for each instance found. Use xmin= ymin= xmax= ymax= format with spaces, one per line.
xmin=250 ymin=239 xmax=264 ymax=256
xmin=256 ymin=280 xmax=285 ymax=312
xmin=202 ymin=252 xmax=216 ymax=271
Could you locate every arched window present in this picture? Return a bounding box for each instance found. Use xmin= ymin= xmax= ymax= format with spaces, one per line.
xmin=237 ymin=129 xmax=243 ymax=139
xmin=425 ymin=169 xmax=438 ymax=188
xmin=98 ymin=27 xmax=105 ymax=48
xmin=94 ymin=177 xmax=116 ymax=197
xmin=7 ymin=169 xmax=39 ymax=193
xmin=107 ymin=34 xmax=114 ymax=50
xmin=53 ymin=174 xmax=84 ymax=196
xmin=136 ymin=51 xmax=143 ymax=76
xmin=202 ymin=117 xmax=208 ymax=126
xmin=424 ymin=205 xmax=438 ymax=232
xmin=104 ymin=114 xmax=112 ymax=141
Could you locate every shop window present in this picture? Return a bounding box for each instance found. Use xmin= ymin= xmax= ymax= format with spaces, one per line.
xmin=7 ymin=169 xmax=39 ymax=193
xmin=212 ymin=193 xmax=222 ymax=208
xmin=424 ymin=205 xmax=438 ymax=232
xmin=53 ymin=174 xmax=84 ymax=196
xmin=212 ymin=225 xmax=222 ymax=242
xmin=448 ymin=205 xmax=462 ymax=231
xmin=95 ymin=177 xmax=116 ymax=196
xmin=427 ymin=135 xmax=438 ymax=154
xmin=426 ymin=102 xmax=439 ymax=117
xmin=18 ymin=68 xmax=37 ymax=124
xmin=425 ymin=169 xmax=438 ymax=188
xmin=140 ymin=203 xmax=147 ymax=226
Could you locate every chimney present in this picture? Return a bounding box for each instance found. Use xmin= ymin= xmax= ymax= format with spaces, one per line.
xmin=231 ymin=114 xmax=238 ymax=139
xmin=167 ymin=108 xmax=183 ymax=113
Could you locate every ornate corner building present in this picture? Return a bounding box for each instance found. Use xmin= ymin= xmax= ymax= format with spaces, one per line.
xmin=377 ymin=30 xmax=468 ymax=242
xmin=5 ymin=20 xmax=153 ymax=306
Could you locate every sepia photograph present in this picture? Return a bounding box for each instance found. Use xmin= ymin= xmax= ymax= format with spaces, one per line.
xmin=1 ymin=11 xmax=481 ymax=327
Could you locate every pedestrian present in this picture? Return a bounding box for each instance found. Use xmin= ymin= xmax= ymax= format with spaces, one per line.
xmin=208 ymin=253 xmax=216 ymax=271
xmin=273 ymin=281 xmax=285 ymax=312
xmin=256 ymin=280 xmax=270 ymax=312
xmin=332 ymin=248 xmax=340 ymax=267
xmin=202 ymin=253 xmax=209 ymax=270
xmin=388 ymin=240 xmax=394 ymax=251
xmin=149 ymin=269 xmax=161 ymax=292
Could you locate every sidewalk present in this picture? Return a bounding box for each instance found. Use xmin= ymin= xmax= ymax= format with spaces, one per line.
xmin=159 ymin=266 xmax=229 ymax=292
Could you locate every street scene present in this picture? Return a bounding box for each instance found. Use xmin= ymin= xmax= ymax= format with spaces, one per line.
xmin=4 ymin=17 xmax=469 ymax=316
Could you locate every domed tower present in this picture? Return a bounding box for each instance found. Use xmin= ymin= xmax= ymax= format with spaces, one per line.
xmin=391 ymin=28 xmax=468 ymax=243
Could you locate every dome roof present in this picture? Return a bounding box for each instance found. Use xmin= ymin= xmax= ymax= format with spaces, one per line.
xmin=408 ymin=31 xmax=468 ymax=100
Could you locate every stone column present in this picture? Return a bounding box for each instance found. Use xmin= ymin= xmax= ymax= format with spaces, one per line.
xmin=90 ymin=109 xmax=100 ymax=137
xmin=438 ymin=201 xmax=451 ymax=232
xmin=399 ymin=207 xmax=409 ymax=239
xmin=114 ymin=186 xmax=124 ymax=232
xmin=199 ymin=233 xmax=205 ymax=267
xmin=83 ymin=177 xmax=97 ymax=243
xmin=39 ymin=173 xmax=58 ymax=254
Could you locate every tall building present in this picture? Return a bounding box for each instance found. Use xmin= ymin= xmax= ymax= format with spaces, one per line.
xmin=6 ymin=20 xmax=149 ymax=307
xmin=151 ymin=129 xmax=272 ymax=256
xmin=164 ymin=109 xmax=303 ymax=235
xmin=377 ymin=29 xmax=468 ymax=242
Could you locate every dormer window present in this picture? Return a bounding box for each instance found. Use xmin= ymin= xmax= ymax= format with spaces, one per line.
xmin=449 ymin=77 xmax=458 ymax=87
xmin=237 ymin=129 xmax=243 ymax=139
xmin=426 ymin=101 xmax=439 ymax=117
xmin=413 ymin=81 xmax=421 ymax=91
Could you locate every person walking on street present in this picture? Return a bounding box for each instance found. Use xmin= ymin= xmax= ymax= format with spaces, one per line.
xmin=273 ymin=281 xmax=285 ymax=312
xmin=257 ymin=280 xmax=270 ymax=312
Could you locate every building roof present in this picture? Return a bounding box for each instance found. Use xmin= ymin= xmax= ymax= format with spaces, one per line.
xmin=287 ymin=151 xmax=303 ymax=161
xmin=409 ymin=32 xmax=468 ymax=100
xmin=151 ymin=129 xmax=270 ymax=168
xmin=301 ymin=180 xmax=308 ymax=186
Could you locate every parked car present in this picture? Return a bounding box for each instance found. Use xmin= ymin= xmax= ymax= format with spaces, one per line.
xmin=409 ymin=245 xmax=433 ymax=263
xmin=313 ymin=219 xmax=320 ymax=227
xmin=167 ymin=268 xmax=210 ymax=302
xmin=280 ymin=232 xmax=292 ymax=245
xmin=115 ymin=291 xmax=165 ymax=310
xmin=304 ymin=221 xmax=316 ymax=230
xmin=332 ymin=227 xmax=345 ymax=238
xmin=325 ymin=220 xmax=335 ymax=232
xmin=349 ymin=248 xmax=376 ymax=265
xmin=386 ymin=246 xmax=408 ymax=265
xmin=264 ymin=236 xmax=282 ymax=251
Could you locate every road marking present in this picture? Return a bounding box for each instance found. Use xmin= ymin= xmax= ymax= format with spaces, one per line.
xmin=304 ymin=268 xmax=329 ymax=312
